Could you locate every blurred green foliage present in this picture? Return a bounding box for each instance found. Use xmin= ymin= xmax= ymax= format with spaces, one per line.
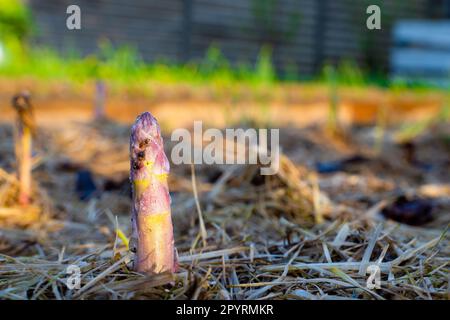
xmin=0 ymin=0 xmax=446 ymax=92
xmin=3 ymin=0 xmax=276 ymax=86
xmin=0 ymin=37 xmax=278 ymax=87
xmin=1 ymin=32 xmax=448 ymax=92
xmin=0 ymin=0 xmax=32 ymax=40
xmin=321 ymin=61 xmax=366 ymax=87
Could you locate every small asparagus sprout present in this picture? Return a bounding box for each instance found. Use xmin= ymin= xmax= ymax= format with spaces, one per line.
xmin=374 ymin=101 xmax=388 ymax=154
xmin=94 ymin=80 xmax=106 ymax=120
xmin=12 ymin=92 xmax=35 ymax=206
xmin=325 ymin=65 xmax=340 ymax=135
xmin=129 ymin=112 xmax=177 ymax=274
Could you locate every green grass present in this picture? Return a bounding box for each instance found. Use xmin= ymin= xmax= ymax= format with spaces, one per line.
xmin=0 ymin=0 xmax=32 ymax=41
xmin=0 ymin=32 xmax=449 ymax=96
xmin=0 ymin=40 xmax=278 ymax=87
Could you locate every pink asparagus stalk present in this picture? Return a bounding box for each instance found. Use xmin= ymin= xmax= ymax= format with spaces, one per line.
xmin=129 ymin=112 xmax=176 ymax=274
xmin=12 ymin=92 xmax=35 ymax=206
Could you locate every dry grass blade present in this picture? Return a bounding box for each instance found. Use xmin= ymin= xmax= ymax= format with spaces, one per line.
xmin=191 ymin=164 xmax=208 ymax=247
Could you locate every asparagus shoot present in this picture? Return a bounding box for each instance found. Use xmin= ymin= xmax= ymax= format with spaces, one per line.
xmin=12 ymin=92 xmax=35 ymax=206
xmin=129 ymin=112 xmax=176 ymax=274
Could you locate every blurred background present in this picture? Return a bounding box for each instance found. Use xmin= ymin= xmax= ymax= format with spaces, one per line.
xmin=0 ymin=1 xmax=449 ymax=300
xmin=1 ymin=0 xmax=450 ymax=84
xmin=0 ymin=0 xmax=449 ymax=142
xmin=3 ymin=1 xmax=448 ymax=74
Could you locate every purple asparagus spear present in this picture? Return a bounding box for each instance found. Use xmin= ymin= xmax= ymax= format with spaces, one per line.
xmin=129 ymin=112 xmax=177 ymax=274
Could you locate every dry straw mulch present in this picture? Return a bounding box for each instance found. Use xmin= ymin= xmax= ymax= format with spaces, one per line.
xmin=0 ymin=119 xmax=448 ymax=300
